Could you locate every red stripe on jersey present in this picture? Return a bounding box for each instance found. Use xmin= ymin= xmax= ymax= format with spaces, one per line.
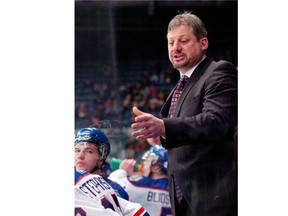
xmin=134 ymin=206 xmax=145 ymax=216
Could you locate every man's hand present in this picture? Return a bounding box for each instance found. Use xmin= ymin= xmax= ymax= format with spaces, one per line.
xmin=119 ymin=159 xmax=138 ymax=176
xmin=131 ymin=107 xmax=165 ymax=141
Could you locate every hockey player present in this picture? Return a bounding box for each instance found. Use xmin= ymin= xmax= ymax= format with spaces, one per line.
xmin=108 ymin=145 xmax=172 ymax=216
xmin=75 ymin=169 xmax=149 ymax=216
xmin=74 ymin=127 xmax=129 ymax=201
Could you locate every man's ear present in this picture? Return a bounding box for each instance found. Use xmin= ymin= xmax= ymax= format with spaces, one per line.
xmin=97 ymin=160 xmax=104 ymax=168
xmin=200 ymin=37 xmax=208 ymax=50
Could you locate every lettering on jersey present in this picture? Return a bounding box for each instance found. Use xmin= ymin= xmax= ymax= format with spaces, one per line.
xmin=147 ymin=191 xmax=170 ymax=205
xmin=79 ymin=176 xmax=112 ymax=199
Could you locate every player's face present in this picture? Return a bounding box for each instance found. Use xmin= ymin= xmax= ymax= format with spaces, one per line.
xmin=167 ymin=25 xmax=208 ymax=73
xmin=74 ymin=142 xmax=100 ymax=172
xmin=142 ymin=159 xmax=152 ymax=177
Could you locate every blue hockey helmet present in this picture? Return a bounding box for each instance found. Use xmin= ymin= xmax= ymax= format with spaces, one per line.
xmin=75 ymin=127 xmax=111 ymax=161
xmin=142 ymin=145 xmax=168 ymax=173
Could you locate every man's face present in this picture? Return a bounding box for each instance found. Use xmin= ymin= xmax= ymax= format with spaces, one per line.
xmin=142 ymin=152 xmax=159 ymax=177
xmin=74 ymin=142 xmax=99 ymax=172
xmin=167 ymin=25 xmax=208 ymax=73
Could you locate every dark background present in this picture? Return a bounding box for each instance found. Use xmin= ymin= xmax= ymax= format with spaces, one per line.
xmin=75 ymin=0 xmax=238 ymax=66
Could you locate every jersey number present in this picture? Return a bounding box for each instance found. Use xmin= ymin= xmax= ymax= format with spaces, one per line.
xmin=75 ymin=193 xmax=120 ymax=215
xmin=75 ymin=207 xmax=86 ymax=216
xmin=161 ymin=207 xmax=172 ymax=216
xmin=101 ymin=193 xmax=120 ymax=211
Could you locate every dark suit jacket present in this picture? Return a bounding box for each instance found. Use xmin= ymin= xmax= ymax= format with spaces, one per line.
xmin=160 ymin=57 xmax=237 ymax=216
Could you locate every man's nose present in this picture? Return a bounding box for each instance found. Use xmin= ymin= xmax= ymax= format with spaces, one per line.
xmin=76 ymin=150 xmax=85 ymax=158
xmin=172 ymin=41 xmax=182 ymax=51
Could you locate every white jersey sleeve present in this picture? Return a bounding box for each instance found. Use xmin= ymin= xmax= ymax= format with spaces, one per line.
xmin=75 ymin=171 xmax=150 ymax=216
xmin=109 ymin=170 xmax=172 ymax=216
xmin=108 ymin=169 xmax=129 ymax=188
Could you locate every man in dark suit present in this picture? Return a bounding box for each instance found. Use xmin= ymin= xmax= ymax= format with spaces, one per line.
xmin=131 ymin=11 xmax=237 ymax=216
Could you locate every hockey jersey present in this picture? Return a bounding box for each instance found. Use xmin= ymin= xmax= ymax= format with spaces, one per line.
xmin=105 ymin=177 xmax=130 ymax=201
xmin=75 ymin=170 xmax=149 ymax=216
xmin=109 ymin=170 xmax=172 ymax=216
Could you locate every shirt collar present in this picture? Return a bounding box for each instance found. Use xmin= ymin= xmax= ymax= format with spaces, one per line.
xmin=179 ymin=55 xmax=206 ymax=78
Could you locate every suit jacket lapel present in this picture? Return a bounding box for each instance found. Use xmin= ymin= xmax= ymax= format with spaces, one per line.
xmin=161 ymin=57 xmax=212 ymax=118
xmin=161 ymin=87 xmax=175 ymax=117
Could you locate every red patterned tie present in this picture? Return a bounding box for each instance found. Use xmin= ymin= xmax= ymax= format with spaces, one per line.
xmin=168 ymin=75 xmax=189 ymax=118
xmin=174 ymin=177 xmax=184 ymax=203
xmin=168 ymin=75 xmax=189 ymax=203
